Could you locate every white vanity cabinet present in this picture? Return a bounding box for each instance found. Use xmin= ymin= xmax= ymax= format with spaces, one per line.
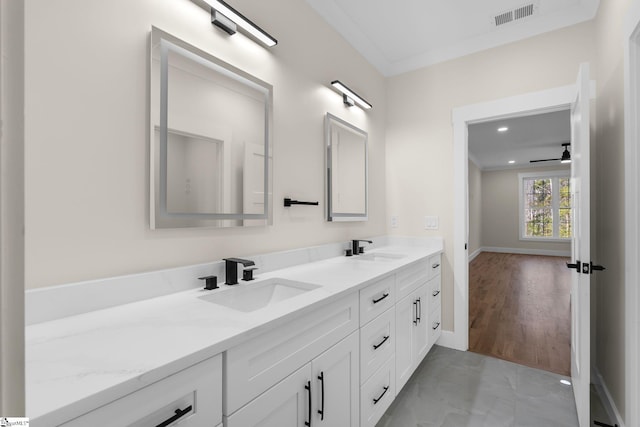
xmin=59 ymin=354 xmax=222 ymax=427
xmin=227 ymin=330 xmax=359 ymax=427
xmin=225 ymin=295 xmax=360 ymax=427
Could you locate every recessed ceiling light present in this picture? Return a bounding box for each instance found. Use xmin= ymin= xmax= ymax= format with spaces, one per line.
xmin=560 ymin=379 xmax=572 ymax=386
xmin=498 ymin=126 xmax=508 ymax=132
xmin=508 ymin=160 xmax=515 ymax=164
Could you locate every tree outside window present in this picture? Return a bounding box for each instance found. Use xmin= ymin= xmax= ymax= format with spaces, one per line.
xmin=519 ymin=171 xmax=572 ymax=240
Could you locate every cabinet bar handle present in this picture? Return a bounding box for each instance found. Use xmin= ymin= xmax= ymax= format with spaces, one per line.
xmin=432 ymin=263 xmax=440 ymax=269
xmin=413 ymin=301 xmax=418 ymax=325
xmin=305 ymin=381 xmax=312 ymax=426
xmin=373 ymin=386 xmax=389 ymax=404
xmin=155 ymin=405 xmax=192 ymax=427
xmin=372 ymin=293 xmax=389 ymax=304
xmin=432 ymin=290 xmax=440 ymax=297
xmin=317 ymin=372 xmax=325 ymax=421
xmin=416 ymin=298 xmax=422 ymax=323
xmin=432 ymin=322 xmax=441 ymax=330
xmin=373 ymin=335 xmax=390 ymax=350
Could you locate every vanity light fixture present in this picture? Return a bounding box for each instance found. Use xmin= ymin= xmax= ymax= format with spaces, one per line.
xmin=331 ymin=80 xmax=373 ymax=110
xmin=206 ymin=0 xmax=278 ymax=47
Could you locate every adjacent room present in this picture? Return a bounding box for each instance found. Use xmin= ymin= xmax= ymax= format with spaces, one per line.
xmin=468 ymin=111 xmax=573 ymax=376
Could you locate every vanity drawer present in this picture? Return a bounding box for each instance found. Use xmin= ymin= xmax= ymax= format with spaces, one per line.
xmin=429 ymin=307 xmax=442 ymax=345
xmin=360 ymin=306 xmax=395 ymax=383
xmin=429 ymin=276 xmax=441 ymax=311
xmin=60 ymin=354 xmax=222 ymax=427
xmin=396 ymin=260 xmax=428 ymax=300
xmin=360 ymin=355 xmax=395 ymax=427
xmin=428 ymin=254 xmax=442 ymax=280
xmin=225 ymin=294 xmax=359 ymax=415
xmin=359 ymin=275 xmax=395 ymax=326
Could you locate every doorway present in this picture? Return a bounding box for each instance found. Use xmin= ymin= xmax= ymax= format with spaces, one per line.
xmin=465 ymin=110 xmax=573 ymax=375
xmin=451 ymin=68 xmax=593 ymax=426
xmin=448 ymin=83 xmax=578 ymax=352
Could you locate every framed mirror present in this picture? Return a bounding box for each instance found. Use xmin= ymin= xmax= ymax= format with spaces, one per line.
xmin=150 ymin=27 xmax=273 ymax=229
xmin=325 ymin=113 xmax=368 ymax=222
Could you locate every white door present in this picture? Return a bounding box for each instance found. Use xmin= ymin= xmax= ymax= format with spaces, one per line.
xmin=569 ymin=62 xmax=591 ymax=427
xmin=226 ymin=363 xmax=312 ymax=427
xmin=312 ymin=332 xmax=359 ymax=427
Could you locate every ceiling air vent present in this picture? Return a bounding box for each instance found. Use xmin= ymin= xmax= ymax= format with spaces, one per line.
xmin=514 ymin=4 xmax=535 ymax=20
xmin=493 ymin=3 xmax=536 ymax=28
xmin=494 ymin=11 xmax=513 ymax=27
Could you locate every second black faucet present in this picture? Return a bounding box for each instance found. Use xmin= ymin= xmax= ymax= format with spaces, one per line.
xmin=352 ymin=239 xmax=373 ymax=255
xmin=223 ymin=258 xmax=256 ymax=285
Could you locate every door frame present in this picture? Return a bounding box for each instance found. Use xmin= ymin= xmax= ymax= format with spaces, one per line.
xmin=447 ymin=83 xmax=585 ymax=351
xmin=624 ymin=3 xmax=640 ymax=426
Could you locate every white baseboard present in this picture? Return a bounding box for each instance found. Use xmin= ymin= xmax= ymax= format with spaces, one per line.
xmin=436 ymin=330 xmax=466 ymax=351
xmin=593 ymin=366 xmax=626 ymax=427
xmin=468 ymin=248 xmax=482 ymax=262
xmin=479 ymin=246 xmax=570 ymax=257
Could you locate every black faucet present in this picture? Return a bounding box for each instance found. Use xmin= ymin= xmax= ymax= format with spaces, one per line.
xmin=352 ymin=239 xmax=373 ymax=255
xmin=223 ymin=258 xmax=255 ymax=285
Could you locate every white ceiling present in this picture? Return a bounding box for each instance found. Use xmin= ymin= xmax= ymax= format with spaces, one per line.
xmin=305 ymin=0 xmax=599 ymax=76
xmin=468 ymin=109 xmax=571 ymax=170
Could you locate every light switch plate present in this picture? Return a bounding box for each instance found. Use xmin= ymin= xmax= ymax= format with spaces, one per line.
xmin=391 ymin=216 xmax=399 ymax=228
xmin=424 ymin=216 xmax=439 ymax=230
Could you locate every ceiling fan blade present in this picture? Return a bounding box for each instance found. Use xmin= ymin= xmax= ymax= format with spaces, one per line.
xmin=529 ymin=158 xmax=561 ymax=163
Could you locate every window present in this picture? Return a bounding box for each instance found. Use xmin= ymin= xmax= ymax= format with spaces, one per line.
xmin=518 ymin=171 xmax=572 ymax=240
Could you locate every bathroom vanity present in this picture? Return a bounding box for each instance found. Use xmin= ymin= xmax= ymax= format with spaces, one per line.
xmin=26 ymin=238 xmax=442 ymax=426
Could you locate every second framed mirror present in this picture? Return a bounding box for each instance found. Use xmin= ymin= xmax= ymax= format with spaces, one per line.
xmin=325 ymin=113 xmax=368 ymax=222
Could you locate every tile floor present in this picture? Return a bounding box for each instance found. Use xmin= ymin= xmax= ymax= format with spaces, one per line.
xmin=376 ymin=345 xmax=579 ymax=427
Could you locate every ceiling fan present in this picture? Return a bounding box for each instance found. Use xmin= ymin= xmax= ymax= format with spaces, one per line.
xmin=529 ymin=142 xmax=571 ymax=164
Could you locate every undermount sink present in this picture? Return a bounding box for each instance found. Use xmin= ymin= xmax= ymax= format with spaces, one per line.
xmin=198 ymin=278 xmax=320 ymax=313
xmin=353 ymin=252 xmax=406 ymax=262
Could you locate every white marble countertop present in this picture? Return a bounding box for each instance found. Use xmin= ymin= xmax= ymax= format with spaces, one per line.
xmin=26 ymin=244 xmax=441 ymax=425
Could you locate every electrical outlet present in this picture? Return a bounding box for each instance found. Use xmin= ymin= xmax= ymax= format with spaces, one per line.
xmin=424 ymin=216 xmax=439 ymax=230
xmin=390 ymin=215 xmax=398 ymax=228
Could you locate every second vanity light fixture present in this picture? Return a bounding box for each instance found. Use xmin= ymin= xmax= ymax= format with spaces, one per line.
xmin=331 ymin=80 xmax=373 ymax=110
xmin=205 ymin=0 xmax=278 ymax=47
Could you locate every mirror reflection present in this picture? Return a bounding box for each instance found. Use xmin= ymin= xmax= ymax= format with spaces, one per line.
xmin=326 ymin=113 xmax=368 ymax=222
xmin=150 ymin=27 xmax=272 ymax=228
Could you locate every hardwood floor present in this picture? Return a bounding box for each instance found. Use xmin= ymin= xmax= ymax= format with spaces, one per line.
xmin=468 ymin=252 xmax=571 ymax=376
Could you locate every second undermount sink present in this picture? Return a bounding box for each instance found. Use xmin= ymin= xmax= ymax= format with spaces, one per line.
xmin=198 ymin=278 xmax=320 ymax=313
xmin=354 ymin=252 xmax=406 ymax=262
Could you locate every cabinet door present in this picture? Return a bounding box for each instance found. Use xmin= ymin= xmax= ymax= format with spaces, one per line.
xmin=395 ymin=292 xmax=416 ymax=392
xmin=312 ymin=331 xmax=359 ymax=427
xmin=226 ymin=364 xmax=312 ymax=427
xmin=413 ymin=283 xmax=430 ymax=363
